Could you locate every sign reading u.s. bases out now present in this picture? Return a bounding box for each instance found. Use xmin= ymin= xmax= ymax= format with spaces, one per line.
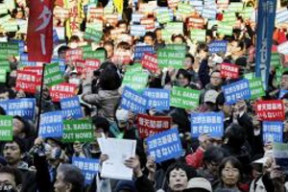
xmin=170 ymin=86 xmax=200 ymax=109
xmin=63 ymin=119 xmax=94 ymax=143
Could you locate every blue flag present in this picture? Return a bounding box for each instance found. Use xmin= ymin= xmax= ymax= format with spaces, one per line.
xmin=143 ymin=88 xmax=170 ymax=111
xmin=255 ymin=0 xmax=277 ymax=90
xmin=146 ymin=128 xmax=183 ymax=163
xmin=60 ymin=96 xmax=84 ymax=119
xmin=191 ymin=112 xmax=224 ymax=138
xmin=39 ymin=111 xmax=63 ymax=138
xmin=263 ymin=121 xmax=283 ymax=143
xmin=0 ymin=99 xmax=36 ymax=120
xmin=222 ymin=79 xmax=251 ymax=105
xmin=121 ymin=86 xmax=148 ymax=113
xmin=72 ymin=157 xmax=99 ymax=185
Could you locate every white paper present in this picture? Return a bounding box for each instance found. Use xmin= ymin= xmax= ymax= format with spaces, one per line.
xmin=97 ymin=138 xmax=137 ymax=180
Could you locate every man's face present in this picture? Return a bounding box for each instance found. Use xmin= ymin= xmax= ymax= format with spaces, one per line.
xmin=54 ymin=171 xmax=68 ymax=192
xmin=3 ymin=142 xmax=22 ymax=166
xmin=0 ymin=173 xmax=18 ymax=191
xmin=280 ymin=74 xmax=288 ymax=90
xmin=144 ymin=36 xmax=154 ymax=46
xmin=118 ymin=23 xmax=128 ymax=33
xmin=13 ymin=119 xmax=24 ymax=138
xmin=210 ymin=72 xmax=222 ymax=87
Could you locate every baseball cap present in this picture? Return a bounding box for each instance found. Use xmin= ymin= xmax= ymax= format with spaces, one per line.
xmin=204 ymin=90 xmax=219 ymax=104
xmin=184 ymin=177 xmax=212 ymax=192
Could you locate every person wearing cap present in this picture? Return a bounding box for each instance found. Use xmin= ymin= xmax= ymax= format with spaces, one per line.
xmin=184 ymin=177 xmax=213 ymax=192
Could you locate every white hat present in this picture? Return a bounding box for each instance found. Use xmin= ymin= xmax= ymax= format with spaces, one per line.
xmin=204 ymin=90 xmax=219 ymax=104
xmin=253 ymin=150 xmax=273 ymax=164
xmin=116 ymin=108 xmax=129 ymax=122
xmin=185 ymin=177 xmax=212 ymax=192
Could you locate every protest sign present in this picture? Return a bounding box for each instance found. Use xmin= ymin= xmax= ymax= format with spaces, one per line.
xmin=228 ymin=2 xmax=243 ymax=12
xmin=49 ymin=83 xmax=77 ymax=102
xmin=137 ymin=114 xmax=171 ymax=139
xmin=170 ymin=86 xmax=200 ymax=110
xmin=0 ymin=4 xmax=8 ymax=15
xmin=273 ymin=143 xmax=288 ymax=171
xmin=20 ymin=53 xmax=37 ymax=67
xmin=84 ymin=28 xmax=103 ymax=43
xmin=0 ymin=99 xmax=36 ymax=120
xmin=0 ymin=69 xmax=6 ymax=83
xmin=222 ymin=79 xmax=251 ymax=104
xmin=217 ymin=0 xmax=229 ymax=10
xmin=126 ymin=64 xmax=143 ymax=73
xmin=132 ymin=13 xmax=144 ymax=23
xmin=15 ymin=70 xmax=40 ymax=94
xmin=190 ymin=29 xmax=206 ymax=42
xmin=271 ymin=52 xmax=281 ymax=68
xmin=217 ymin=22 xmax=233 ymax=36
xmin=0 ymin=60 xmax=10 ymax=72
xmin=177 ymin=2 xmax=193 ymax=17
xmin=143 ymin=88 xmax=170 ymax=111
xmin=276 ymin=8 xmax=288 ymax=24
xmin=202 ymin=7 xmax=217 ymax=20
xmin=63 ymin=119 xmax=94 ymax=143
xmin=256 ymin=100 xmax=285 ymax=121
xmin=122 ymin=70 xmax=148 ymax=91
xmin=65 ymin=48 xmax=83 ymax=62
xmin=249 ymin=78 xmax=265 ymax=100
xmin=279 ymin=90 xmax=288 ymax=98
xmin=166 ymin=22 xmax=183 ymax=35
xmin=72 ymin=157 xmax=99 ymax=185
xmin=187 ymin=16 xmax=205 ymax=29
xmin=222 ymin=12 xmax=237 ymax=26
xmin=140 ymin=18 xmax=155 ymax=30
xmin=74 ymin=60 xmax=85 ymax=75
xmin=242 ymin=7 xmax=254 ymax=19
xmin=0 ymin=42 xmax=19 ymax=58
xmin=146 ymin=128 xmax=183 ymax=163
xmin=191 ymin=112 xmax=224 ymax=138
xmin=23 ymin=66 xmax=43 ymax=77
xmin=120 ymin=86 xmax=148 ymax=114
xmin=83 ymin=49 xmax=105 ymax=62
xmin=27 ymin=0 xmax=53 ymax=62
xmin=157 ymin=47 xmax=185 ymax=69
xmin=130 ymin=25 xmax=146 ymax=37
xmin=0 ymin=115 xmax=13 ymax=141
xmin=83 ymin=59 xmax=101 ymax=75
xmin=134 ymin=45 xmax=155 ymax=60
xmin=157 ymin=10 xmax=172 ymax=24
xmin=208 ymin=40 xmax=227 ymax=53
xmin=263 ymin=121 xmax=283 ymax=143
xmin=60 ymin=96 xmax=83 ymax=119
xmin=44 ymin=63 xmax=64 ymax=87
xmin=220 ymin=63 xmax=239 ymax=79
xmin=39 ymin=111 xmax=63 ymax=138
xmin=141 ymin=53 xmax=158 ymax=72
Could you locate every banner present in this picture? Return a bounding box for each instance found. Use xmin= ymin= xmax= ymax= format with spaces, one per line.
xmin=134 ymin=45 xmax=155 ymax=60
xmin=63 ymin=119 xmax=94 ymax=143
xmin=122 ymin=70 xmax=148 ymax=91
xmin=15 ymin=70 xmax=40 ymax=94
xmin=191 ymin=112 xmax=224 ymax=138
xmin=27 ymin=0 xmax=53 ymax=62
xmin=222 ymin=79 xmax=251 ymax=105
xmin=220 ymin=63 xmax=239 ymax=79
xmin=255 ymin=0 xmax=277 ymax=89
xmin=120 ymin=86 xmax=148 ymax=114
xmin=256 ymin=100 xmax=285 ymax=121
xmin=130 ymin=25 xmax=146 ymax=37
xmin=39 ymin=111 xmax=63 ymax=138
xmin=0 ymin=115 xmax=13 ymax=141
xmin=170 ymin=86 xmax=200 ymax=110
xmin=141 ymin=53 xmax=158 ymax=73
xmin=60 ymin=96 xmax=84 ymax=119
xmin=190 ymin=29 xmax=206 ymax=42
xmin=263 ymin=121 xmax=283 ymax=143
xmin=249 ymin=78 xmax=265 ymax=100
xmin=84 ymin=28 xmax=103 ymax=43
xmin=208 ymin=40 xmax=228 ymax=54
xmin=146 ymin=128 xmax=182 ymax=163
xmin=44 ymin=63 xmax=64 ymax=87
xmin=0 ymin=99 xmax=36 ymax=120
xmin=143 ymin=88 xmax=170 ymax=111
xmin=49 ymin=83 xmax=77 ymax=102
xmin=137 ymin=114 xmax=171 ymax=139
xmin=72 ymin=157 xmax=99 ymax=185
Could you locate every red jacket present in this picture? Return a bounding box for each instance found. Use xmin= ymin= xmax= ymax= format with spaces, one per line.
xmin=185 ymin=147 xmax=204 ymax=169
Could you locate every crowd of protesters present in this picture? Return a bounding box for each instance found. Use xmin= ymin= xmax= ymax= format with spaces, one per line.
xmin=0 ymin=0 xmax=288 ymax=192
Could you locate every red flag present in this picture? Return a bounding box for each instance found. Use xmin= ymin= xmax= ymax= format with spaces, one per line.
xmin=27 ymin=0 xmax=53 ymax=63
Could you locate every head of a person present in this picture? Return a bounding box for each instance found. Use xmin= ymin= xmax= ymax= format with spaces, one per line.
xmin=172 ymin=34 xmax=186 ymax=44
xmin=103 ymin=41 xmax=114 ymax=59
xmin=210 ymin=70 xmax=223 ymax=88
xmin=12 ymin=116 xmax=30 ymax=139
xmin=219 ymin=156 xmax=242 ymax=189
xmin=176 ymin=69 xmax=191 ymax=87
xmin=166 ymin=162 xmax=190 ymax=192
xmin=203 ymin=146 xmax=227 ymax=176
xmin=143 ymin=32 xmax=156 ymax=46
xmin=117 ymin=20 xmax=128 ymax=33
xmin=184 ymin=177 xmax=212 ymax=192
xmin=203 ymin=89 xmax=219 ymax=111
xmin=57 ymin=45 xmax=70 ymax=59
xmin=184 ymin=54 xmax=195 ymax=70
xmin=3 ymin=138 xmax=25 ymax=167
xmin=113 ymin=42 xmax=132 ymax=65
xmin=0 ymin=166 xmax=22 ymax=192
xmin=216 ymin=92 xmax=232 ymax=116
xmin=282 ymin=93 xmax=288 ymax=114
xmin=223 ymin=124 xmax=245 ymax=150
xmin=54 ymin=164 xmax=85 ymax=192
xmin=196 ymin=43 xmax=209 ymax=61
xmin=99 ymin=62 xmax=121 ymax=90
xmin=228 ymin=40 xmax=244 ymax=56
xmin=115 ymin=108 xmax=129 ymax=129
xmin=92 ymin=116 xmax=110 ymax=139
xmin=280 ymin=71 xmax=288 ymax=90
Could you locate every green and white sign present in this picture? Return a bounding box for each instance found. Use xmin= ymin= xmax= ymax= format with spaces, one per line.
xmin=122 ymin=70 xmax=148 ymax=92
xmin=63 ymin=119 xmax=94 ymax=143
xmin=170 ymin=86 xmax=200 ymax=109
xmin=44 ymin=63 xmax=64 ymax=87
xmin=0 ymin=115 xmax=13 ymax=141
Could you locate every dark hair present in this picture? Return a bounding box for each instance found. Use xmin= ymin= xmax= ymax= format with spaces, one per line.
xmin=104 ymin=41 xmax=114 ymax=48
xmin=176 ymin=69 xmax=192 ymax=82
xmin=210 ymin=70 xmax=221 ymax=77
xmin=218 ymin=156 xmax=243 ymax=181
xmin=224 ymin=124 xmax=246 ymax=150
xmin=0 ymin=166 xmax=22 ymax=186
xmin=116 ymin=41 xmax=131 ymax=50
xmin=204 ymin=146 xmax=228 ymax=164
xmin=57 ymin=164 xmax=85 ymax=192
xmin=196 ymin=43 xmax=209 ymax=53
xmin=0 ymin=106 xmax=6 ymax=115
xmin=282 ymin=71 xmax=288 ymax=76
xmin=13 ymin=116 xmax=30 ymax=136
xmin=185 ymin=54 xmax=195 ymax=64
xmin=91 ymin=116 xmax=110 ymax=134
xmin=166 ymin=161 xmax=195 ymax=183
xmin=172 ymin=34 xmax=186 ymax=43
xmin=144 ymin=31 xmax=156 ymax=41
xmin=117 ymin=20 xmax=127 ymax=27
xmin=57 ymin=46 xmax=70 ymax=56
xmin=216 ymin=92 xmax=226 ymax=108
xmin=99 ymin=62 xmax=121 ymax=90
xmin=5 ymin=137 xmax=26 ymax=154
